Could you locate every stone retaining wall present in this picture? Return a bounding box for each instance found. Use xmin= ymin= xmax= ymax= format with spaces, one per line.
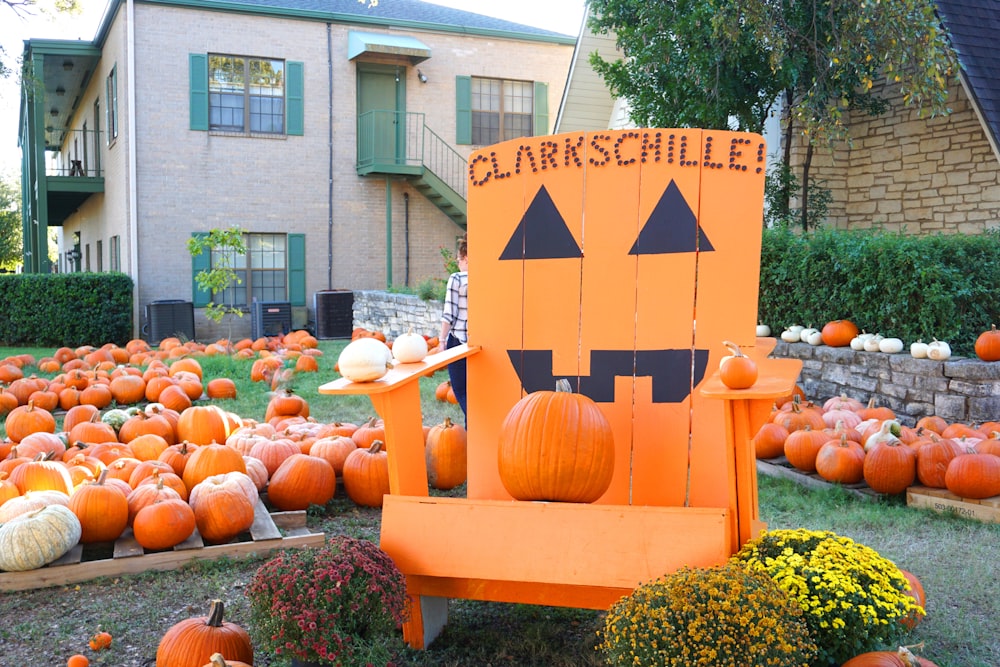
xmin=350 ymin=292 xmax=1000 ymax=426
xmin=771 ymin=340 xmax=1000 ymax=426
xmin=352 ymin=290 xmax=442 ymax=340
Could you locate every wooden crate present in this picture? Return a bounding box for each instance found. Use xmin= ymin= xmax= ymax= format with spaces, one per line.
xmin=756 ymin=456 xmax=884 ymax=502
xmin=906 ymin=486 xmax=1000 ymax=524
xmin=0 ymin=498 xmax=325 ymax=592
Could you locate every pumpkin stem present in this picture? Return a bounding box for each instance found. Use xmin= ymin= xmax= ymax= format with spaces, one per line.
xmin=554 ymin=378 xmax=573 ymax=393
xmin=442 ymin=416 xmax=453 ymax=428
xmin=722 ymin=340 xmax=744 ymax=357
xmin=210 ymin=654 xmax=228 ymax=667
xmin=206 ymin=599 xmax=226 ymax=627
xmin=369 ymin=440 xmax=385 ymax=454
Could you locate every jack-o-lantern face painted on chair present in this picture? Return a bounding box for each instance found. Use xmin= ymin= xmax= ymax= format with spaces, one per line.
xmin=466 ymin=129 xmax=767 ymax=506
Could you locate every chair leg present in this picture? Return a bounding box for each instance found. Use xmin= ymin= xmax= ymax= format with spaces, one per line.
xmin=402 ymin=593 xmax=449 ymax=649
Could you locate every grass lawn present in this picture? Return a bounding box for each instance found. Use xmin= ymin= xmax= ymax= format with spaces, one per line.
xmin=0 ymin=340 xmax=997 ymax=666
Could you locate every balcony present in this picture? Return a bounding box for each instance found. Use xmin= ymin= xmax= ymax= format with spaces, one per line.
xmin=357 ymin=110 xmax=467 ymax=227
xmin=44 ymin=128 xmax=104 ymax=226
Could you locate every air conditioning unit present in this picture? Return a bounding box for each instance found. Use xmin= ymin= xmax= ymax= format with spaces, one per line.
xmin=251 ymin=300 xmax=292 ymax=340
xmin=145 ymin=300 xmax=195 ymax=345
xmin=314 ymin=290 xmax=354 ymax=339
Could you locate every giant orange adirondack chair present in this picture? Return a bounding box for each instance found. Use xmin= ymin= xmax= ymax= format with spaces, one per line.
xmin=319 ymin=128 xmax=802 ymax=649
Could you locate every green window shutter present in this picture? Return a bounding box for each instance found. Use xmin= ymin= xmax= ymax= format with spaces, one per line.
xmin=455 ymin=75 xmax=471 ymax=145
xmin=189 ymin=54 xmax=209 ymax=131
xmin=286 ymin=61 xmax=304 ymax=136
xmin=288 ymin=233 xmax=306 ymax=306
xmin=191 ymin=232 xmax=211 ymax=306
xmin=533 ymin=81 xmax=549 ymax=136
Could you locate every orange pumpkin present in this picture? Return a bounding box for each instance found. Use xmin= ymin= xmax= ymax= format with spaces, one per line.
xmin=821 ymin=319 xmax=859 ymax=347
xmin=182 ymin=442 xmax=247 ymax=493
xmin=188 ymin=473 xmax=256 ymax=544
xmin=4 ymin=401 xmax=57 ymax=443
xmin=841 ymin=646 xmax=939 ymax=667
xmin=342 ymin=440 xmax=391 ymax=508
xmin=944 ymin=450 xmax=1000 ymax=499
xmin=267 ymin=453 xmax=336 ymax=510
xmin=863 ymin=439 xmax=917 ymax=495
xmin=718 ymin=341 xmax=758 ymax=389
xmin=782 ymin=425 xmax=832 ymax=474
xmin=497 ymin=379 xmax=615 ymax=503
xmin=425 ymin=416 xmax=468 ymax=490
xmin=815 ymin=434 xmax=865 ymax=484
xmin=9 ymin=456 xmax=73 ymax=495
xmin=177 ymin=405 xmax=234 ymax=447
xmin=915 ymin=437 xmax=963 ymax=488
xmin=126 ymin=474 xmax=183 ymax=525
xmin=133 ymin=498 xmax=196 ymax=550
xmin=307 ymin=435 xmax=358 ymax=476
xmin=68 ymin=470 xmax=129 ymax=543
xmin=155 ymin=600 xmax=254 ymax=667
xmin=974 ymin=323 xmax=1000 ymax=361
xmin=206 ymin=378 xmax=238 ymax=400
xmin=899 ymin=569 xmax=926 ymax=629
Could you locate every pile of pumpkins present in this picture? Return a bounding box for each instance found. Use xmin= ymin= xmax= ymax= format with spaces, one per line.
xmin=0 ymin=353 xmax=468 ymax=574
xmin=767 ymin=318 xmax=1000 ymax=362
xmin=754 ymin=389 xmax=1000 ymax=499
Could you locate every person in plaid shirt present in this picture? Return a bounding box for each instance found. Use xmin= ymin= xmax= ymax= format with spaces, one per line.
xmin=439 ymin=235 xmax=468 ymax=421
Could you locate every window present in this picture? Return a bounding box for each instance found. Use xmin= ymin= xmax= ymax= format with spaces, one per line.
xmin=106 ymin=66 xmax=118 ymax=144
xmin=110 ymin=235 xmax=121 ymax=271
xmin=96 ymin=240 xmax=103 ymax=272
xmin=208 ymin=55 xmax=285 ymax=133
xmin=471 ymin=77 xmax=533 ymax=145
xmin=192 ymin=232 xmax=306 ymax=308
xmin=455 ymin=76 xmax=547 ymax=145
xmin=85 ymin=244 xmax=91 ymax=272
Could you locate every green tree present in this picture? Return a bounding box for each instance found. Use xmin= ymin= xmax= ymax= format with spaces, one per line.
xmin=187 ymin=227 xmax=247 ymax=342
xmin=588 ymin=0 xmax=957 ymax=230
xmin=0 ymin=176 xmax=22 ymax=270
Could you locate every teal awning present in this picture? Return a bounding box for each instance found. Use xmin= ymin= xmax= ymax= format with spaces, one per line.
xmin=348 ymin=30 xmax=431 ymax=64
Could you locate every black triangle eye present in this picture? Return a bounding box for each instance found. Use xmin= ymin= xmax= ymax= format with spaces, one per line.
xmin=499 ymin=185 xmax=583 ymax=260
xmin=629 ymin=180 xmax=714 ymax=255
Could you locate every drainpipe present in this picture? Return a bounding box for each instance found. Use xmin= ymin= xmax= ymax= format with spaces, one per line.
xmin=385 ymin=176 xmax=392 ymax=288
xmin=403 ymin=191 xmax=410 ymax=286
xmin=327 ymin=22 xmax=334 ymax=290
xmin=126 ymin=0 xmax=140 ymax=337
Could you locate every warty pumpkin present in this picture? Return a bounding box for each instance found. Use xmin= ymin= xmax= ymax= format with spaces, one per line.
xmin=0 ymin=503 xmax=82 ymax=571
xmin=155 ymin=599 xmax=254 ymax=667
xmin=497 ymin=379 xmax=615 ymax=503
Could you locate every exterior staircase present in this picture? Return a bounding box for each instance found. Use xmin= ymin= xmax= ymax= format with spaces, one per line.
xmin=357 ymin=110 xmax=467 ymax=228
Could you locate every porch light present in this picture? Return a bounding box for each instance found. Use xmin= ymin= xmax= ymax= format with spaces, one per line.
xmin=63 ymin=60 xmax=74 ymax=71
xmin=56 ymin=86 xmax=65 ymax=96
xmin=50 ymin=108 xmax=58 ymax=117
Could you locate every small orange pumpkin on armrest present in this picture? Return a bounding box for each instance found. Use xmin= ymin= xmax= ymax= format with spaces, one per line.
xmin=719 ymin=341 xmax=758 ymax=389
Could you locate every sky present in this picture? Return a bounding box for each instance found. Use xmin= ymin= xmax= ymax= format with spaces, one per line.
xmin=0 ymin=0 xmax=587 ymax=178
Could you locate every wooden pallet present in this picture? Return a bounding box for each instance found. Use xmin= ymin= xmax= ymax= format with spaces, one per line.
xmin=756 ymin=456 xmax=884 ymax=502
xmin=0 ymin=498 xmax=325 ymax=592
xmin=906 ymin=485 xmax=1000 ymax=524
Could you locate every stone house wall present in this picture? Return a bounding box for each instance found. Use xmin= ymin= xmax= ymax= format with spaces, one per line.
xmin=787 ymin=79 xmax=1000 ymax=234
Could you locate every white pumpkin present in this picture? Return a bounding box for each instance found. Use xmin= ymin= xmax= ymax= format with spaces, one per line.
xmin=781 ymin=327 xmax=801 ymax=343
xmin=0 ymin=504 xmax=82 ymax=571
xmin=878 ymin=337 xmax=904 ymax=354
xmin=804 ymin=329 xmax=824 ymax=346
xmin=392 ymin=328 xmax=429 ymax=364
xmin=337 ymin=337 xmax=394 ymax=382
xmin=910 ymin=340 xmax=928 ymax=359
xmin=850 ymin=331 xmax=875 ymax=351
xmin=863 ymin=334 xmax=885 ymax=352
xmin=756 ymin=323 xmax=772 ymax=337
xmin=926 ymin=339 xmax=952 ymax=361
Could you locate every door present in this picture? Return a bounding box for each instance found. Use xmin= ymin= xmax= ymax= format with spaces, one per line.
xmin=357 ymin=64 xmax=406 ymax=167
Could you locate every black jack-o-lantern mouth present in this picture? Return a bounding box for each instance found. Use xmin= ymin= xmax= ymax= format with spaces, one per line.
xmin=507 ymin=349 xmax=710 ymax=404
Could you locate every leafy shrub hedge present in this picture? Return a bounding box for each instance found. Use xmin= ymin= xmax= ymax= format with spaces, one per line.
xmin=759 ymin=228 xmax=1000 ymax=357
xmin=0 ymin=272 xmax=133 ymax=346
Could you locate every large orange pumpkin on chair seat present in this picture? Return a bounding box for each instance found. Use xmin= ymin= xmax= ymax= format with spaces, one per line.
xmin=497 ymin=379 xmax=614 ymax=503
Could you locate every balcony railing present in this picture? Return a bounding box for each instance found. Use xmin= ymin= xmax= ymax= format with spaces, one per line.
xmin=45 ymin=128 xmax=102 ymax=178
xmin=357 ymin=110 xmax=467 ymax=200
